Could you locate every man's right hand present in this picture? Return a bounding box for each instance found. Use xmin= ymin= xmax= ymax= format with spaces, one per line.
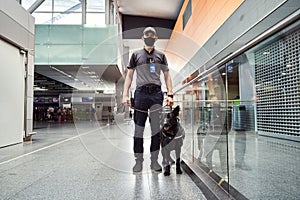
xmin=122 ymin=96 xmax=131 ymax=106
xmin=166 ymin=96 xmax=174 ymax=107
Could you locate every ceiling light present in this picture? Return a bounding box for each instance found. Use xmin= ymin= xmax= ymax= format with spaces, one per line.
xmin=33 ymin=87 xmax=48 ymax=91
xmin=50 ymin=66 xmax=73 ymax=79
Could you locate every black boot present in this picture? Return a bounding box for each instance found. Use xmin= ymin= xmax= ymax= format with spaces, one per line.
xmin=150 ymin=160 xmax=162 ymax=172
xmin=150 ymin=150 xmax=162 ymax=172
xmin=133 ymin=160 xmax=143 ymax=172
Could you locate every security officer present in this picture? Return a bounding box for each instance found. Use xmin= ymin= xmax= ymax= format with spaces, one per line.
xmin=123 ymin=27 xmax=174 ymax=172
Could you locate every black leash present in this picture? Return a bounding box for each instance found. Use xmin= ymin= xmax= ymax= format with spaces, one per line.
xmin=117 ymin=103 xmax=172 ymax=114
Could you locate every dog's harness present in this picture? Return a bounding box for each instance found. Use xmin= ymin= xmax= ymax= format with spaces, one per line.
xmin=161 ymin=131 xmax=183 ymax=140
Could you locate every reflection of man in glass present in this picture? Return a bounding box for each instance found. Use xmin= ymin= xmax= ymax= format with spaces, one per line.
xmin=203 ymin=75 xmax=227 ymax=175
xmin=196 ymin=106 xmax=207 ymax=161
xmin=232 ymin=96 xmax=251 ymax=170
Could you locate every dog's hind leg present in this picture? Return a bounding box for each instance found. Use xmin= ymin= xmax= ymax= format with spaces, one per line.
xmin=161 ymin=148 xmax=167 ymax=167
xmin=176 ymin=158 xmax=182 ymax=174
xmin=175 ymin=148 xmax=182 ymax=174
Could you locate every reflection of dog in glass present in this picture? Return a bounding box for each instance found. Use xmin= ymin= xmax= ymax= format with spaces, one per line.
xmin=160 ymin=106 xmax=185 ymax=176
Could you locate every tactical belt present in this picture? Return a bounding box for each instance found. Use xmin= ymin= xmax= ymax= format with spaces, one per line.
xmin=138 ymin=84 xmax=161 ymax=93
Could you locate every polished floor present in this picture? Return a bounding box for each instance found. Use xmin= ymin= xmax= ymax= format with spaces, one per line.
xmin=184 ymin=122 xmax=300 ymax=200
xmin=0 ymin=121 xmax=206 ymax=200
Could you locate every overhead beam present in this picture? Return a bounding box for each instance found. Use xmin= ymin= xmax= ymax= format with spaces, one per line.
xmin=27 ymin=0 xmax=45 ymax=14
xmin=122 ymin=15 xmax=175 ymax=39
xmin=82 ymin=0 xmax=86 ymax=24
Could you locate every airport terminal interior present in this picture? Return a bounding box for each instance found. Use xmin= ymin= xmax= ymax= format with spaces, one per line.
xmin=0 ymin=0 xmax=299 ymax=199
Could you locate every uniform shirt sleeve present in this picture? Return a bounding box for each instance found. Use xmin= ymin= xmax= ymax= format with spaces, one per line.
xmin=161 ymin=54 xmax=169 ymax=72
xmin=127 ymin=52 xmax=136 ymax=69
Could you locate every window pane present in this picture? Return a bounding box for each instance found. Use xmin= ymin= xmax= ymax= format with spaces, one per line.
xmin=53 ymin=0 xmax=82 ymax=12
xmin=87 ymin=0 xmax=105 ymax=12
xmin=52 ymin=13 xmax=82 ymax=24
xmin=86 ymin=13 xmax=105 ymax=25
xmin=21 ymin=0 xmax=36 ymax=10
xmin=32 ymin=13 xmax=53 ymax=24
xmin=35 ymin=0 xmax=53 ymax=12
xmin=33 ymin=12 xmax=82 ymax=24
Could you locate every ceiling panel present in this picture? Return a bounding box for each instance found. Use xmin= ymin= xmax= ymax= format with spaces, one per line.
xmin=35 ymin=65 xmax=122 ymax=91
xmin=117 ymin=0 xmax=183 ymax=20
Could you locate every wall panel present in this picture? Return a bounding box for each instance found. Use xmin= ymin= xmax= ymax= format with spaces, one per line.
xmin=165 ymin=0 xmax=243 ymax=72
xmin=0 ymin=40 xmax=25 ymax=147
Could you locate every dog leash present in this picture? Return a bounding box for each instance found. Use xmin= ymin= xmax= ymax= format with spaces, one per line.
xmin=116 ymin=103 xmax=172 ymax=114
xmin=130 ymin=104 xmax=171 ymax=114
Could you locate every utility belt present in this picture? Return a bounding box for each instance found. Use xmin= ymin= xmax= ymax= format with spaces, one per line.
xmin=137 ymin=84 xmax=161 ymax=93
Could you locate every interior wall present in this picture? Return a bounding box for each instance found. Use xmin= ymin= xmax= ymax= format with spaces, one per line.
xmin=165 ymin=0 xmax=243 ymax=73
xmin=0 ymin=0 xmax=35 ymax=147
xmin=0 ymin=40 xmax=25 ymax=147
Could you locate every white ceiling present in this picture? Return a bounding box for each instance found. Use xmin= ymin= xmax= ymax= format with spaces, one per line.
xmin=116 ymin=0 xmax=183 ymax=20
xmin=118 ymin=0 xmax=184 ymax=65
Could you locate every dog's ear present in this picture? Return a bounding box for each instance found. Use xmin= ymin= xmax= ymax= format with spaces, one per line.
xmin=172 ymin=105 xmax=180 ymax=117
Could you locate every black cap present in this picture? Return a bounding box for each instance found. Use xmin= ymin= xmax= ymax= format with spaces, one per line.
xmin=143 ymin=27 xmax=157 ymax=35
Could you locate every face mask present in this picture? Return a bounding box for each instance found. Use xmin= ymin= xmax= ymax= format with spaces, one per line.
xmin=144 ymin=37 xmax=155 ymax=46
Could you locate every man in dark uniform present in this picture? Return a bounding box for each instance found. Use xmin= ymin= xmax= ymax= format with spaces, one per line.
xmin=123 ymin=27 xmax=174 ymax=172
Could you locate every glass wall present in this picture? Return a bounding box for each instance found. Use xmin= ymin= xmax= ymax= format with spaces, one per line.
xmin=21 ymin=0 xmax=105 ymax=25
xmin=35 ymin=24 xmax=118 ymax=65
xmin=175 ymin=20 xmax=300 ymax=199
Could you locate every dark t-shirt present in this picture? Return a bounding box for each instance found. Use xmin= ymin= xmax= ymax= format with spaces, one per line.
xmin=127 ymin=48 xmax=169 ymax=88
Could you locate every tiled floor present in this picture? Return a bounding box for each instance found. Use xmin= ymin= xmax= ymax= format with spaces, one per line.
xmin=0 ymin=121 xmax=206 ymax=200
xmin=228 ymin=132 xmax=300 ymax=199
xmin=186 ymin=123 xmax=300 ymax=200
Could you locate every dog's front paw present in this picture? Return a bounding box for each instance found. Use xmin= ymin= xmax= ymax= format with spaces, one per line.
xmin=164 ymin=166 xmax=170 ymax=176
xmin=176 ymin=168 xmax=182 ymax=174
xmin=164 ymin=171 xmax=170 ymax=176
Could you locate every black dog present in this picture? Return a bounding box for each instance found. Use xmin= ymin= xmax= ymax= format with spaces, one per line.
xmin=160 ymin=105 xmax=185 ymax=176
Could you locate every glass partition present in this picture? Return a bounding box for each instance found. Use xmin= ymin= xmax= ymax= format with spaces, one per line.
xmin=175 ymin=20 xmax=300 ymax=199
xmin=177 ymin=67 xmax=230 ymax=180
xmin=35 ymin=24 xmax=118 ymax=65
